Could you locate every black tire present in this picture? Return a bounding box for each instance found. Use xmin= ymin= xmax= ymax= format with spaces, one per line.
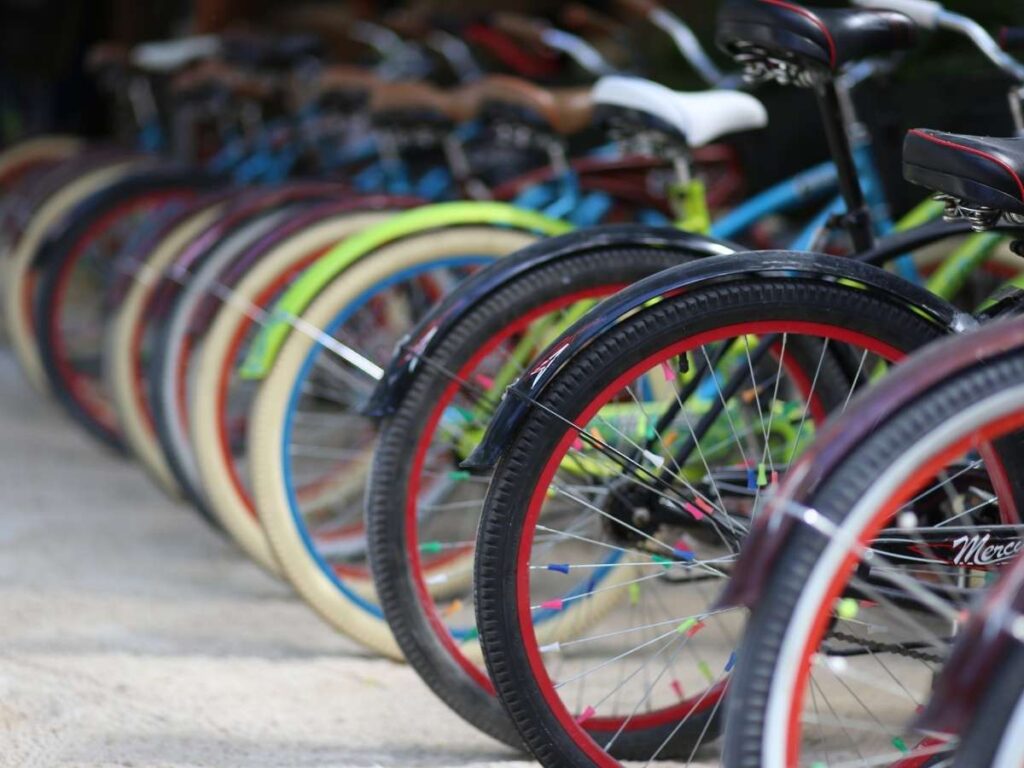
xmin=723 ymin=347 xmax=1024 ymax=768
xmin=475 ymin=277 xmax=949 ymax=766
xmin=368 ymin=246 xmax=693 ymax=748
xmin=34 ymin=168 xmax=218 ymax=449
xmin=953 ymin=641 xmax=1024 ymax=768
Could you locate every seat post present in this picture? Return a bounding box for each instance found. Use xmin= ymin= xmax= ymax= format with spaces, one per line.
xmin=813 ymin=78 xmax=875 ymax=253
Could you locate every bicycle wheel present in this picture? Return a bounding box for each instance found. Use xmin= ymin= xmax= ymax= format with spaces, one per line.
xmin=474 ymin=275 xmax=949 ymax=765
xmin=4 ymin=156 xmax=144 ymax=391
xmin=723 ymin=323 xmax=1024 ymax=768
xmin=0 ymin=135 xmax=82 ymax=195
xmin=367 ymin=245 xmax=703 ymax=746
xmin=112 ymin=184 xmax=345 ymax=494
xmin=190 ymin=207 xmax=404 ymax=573
xmin=152 ymin=208 xmax=394 ymax=519
xmin=34 ymin=167 xmax=216 ymax=448
xmin=248 ymin=225 xmax=541 ymax=657
xmin=105 ymin=197 xmax=231 ymax=494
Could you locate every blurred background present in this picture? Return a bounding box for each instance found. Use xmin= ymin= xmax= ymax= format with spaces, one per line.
xmin=2 ymin=0 xmax=1023 ymax=212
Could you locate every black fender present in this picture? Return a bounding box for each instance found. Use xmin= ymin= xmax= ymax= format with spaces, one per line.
xmin=363 ymin=224 xmax=739 ymax=418
xmin=462 ymin=249 xmax=977 ymax=472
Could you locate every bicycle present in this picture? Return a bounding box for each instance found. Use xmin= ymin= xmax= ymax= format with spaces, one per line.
xmin=466 ymin=0 xmax=1024 ymax=761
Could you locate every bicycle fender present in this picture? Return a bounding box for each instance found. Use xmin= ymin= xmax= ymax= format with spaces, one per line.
xmin=462 ymin=249 xmax=976 ymax=474
xmin=364 ymin=225 xmax=738 ymax=418
xmin=238 ymin=201 xmax=572 ymax=380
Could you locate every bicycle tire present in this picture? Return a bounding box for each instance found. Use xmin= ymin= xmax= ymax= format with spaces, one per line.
xmin=367 ymin=245 xmax=698 ymax=747
xmin=475 ymin=277 xmax=948 ymax=766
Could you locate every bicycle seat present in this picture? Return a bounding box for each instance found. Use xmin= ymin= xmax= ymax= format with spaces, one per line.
xmin=591 ymin=76 xmax=767 ymax=147
xmin=716 ymin=0 xmax=916 ymax=73
xmin=903 ymin=128 xmax=1024 ymax=216
xmin=132 ymin=36 xmax=221 ymax=74
xmin=469 ymin=76 xmax=593 ymax=135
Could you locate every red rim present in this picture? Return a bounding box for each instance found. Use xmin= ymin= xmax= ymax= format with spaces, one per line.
xmin=784 ymin=408 xmax=1024 ymax=767
xmin=406 ymin=287 xmax=625 ymax=694
xmin=48 ymin=191 xmax=191 ymax=436
xmin=513 ymin=321 xmax=906 ymax=767
xmin=214 ymin=246 xmax=335 ymax=516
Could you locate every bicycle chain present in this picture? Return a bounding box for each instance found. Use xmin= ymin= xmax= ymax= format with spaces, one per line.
xmin=826 ymin=630 xmax=945 ymax=664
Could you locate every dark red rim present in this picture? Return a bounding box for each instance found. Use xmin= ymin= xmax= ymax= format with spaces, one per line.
xmin=514 ymin=321 xmax=906 ymax=767
xmin=407 ymin=286 xmax=626 ymax=693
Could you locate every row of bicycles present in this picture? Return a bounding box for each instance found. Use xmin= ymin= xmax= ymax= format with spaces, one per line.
xmin=5 ymin=0 xmax=1024 ymax=765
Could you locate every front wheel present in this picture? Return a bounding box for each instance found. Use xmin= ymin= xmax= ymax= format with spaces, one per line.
xmin=475 ymin=276 xmax=948 ymax=766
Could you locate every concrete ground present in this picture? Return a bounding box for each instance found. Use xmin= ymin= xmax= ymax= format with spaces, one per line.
xmin=0 ymin=349 xmax=532 ymax=768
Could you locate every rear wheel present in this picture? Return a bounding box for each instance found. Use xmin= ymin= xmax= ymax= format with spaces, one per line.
xmin=474 ymin=277 xmax=947 ymax=765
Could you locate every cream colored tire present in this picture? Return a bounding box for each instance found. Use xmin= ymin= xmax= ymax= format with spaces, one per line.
xmin=191 ymin=211 xmax=394 ymax=574
xmin=0 ymin=135 xmax=82 ymax=189
xmin=105 ymin=203 xmax=225 ymax=496
xmin=4 ymin=160 xmax=141 ymax=392
xmin=249 ymin=226 xmax=540 ymax=658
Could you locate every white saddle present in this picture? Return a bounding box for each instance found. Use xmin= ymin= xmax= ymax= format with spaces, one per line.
xmin=592 ymin=76 xmax=768 ymax=147
xmin=132 ymin=36 xmax=222 ymax=73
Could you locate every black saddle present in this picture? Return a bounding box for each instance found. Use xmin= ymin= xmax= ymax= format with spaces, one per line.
xmin=716 ymin=0 xmax=916 ymax=73
xmin=904 ymin=129 xmax=1024 ymax=216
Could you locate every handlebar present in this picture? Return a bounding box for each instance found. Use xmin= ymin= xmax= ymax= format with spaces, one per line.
xmin=853 ymin=0 xmax=1024 ymax=83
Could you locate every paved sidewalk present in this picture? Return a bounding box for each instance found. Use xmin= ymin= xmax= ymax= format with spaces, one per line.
xmin=0 ymin=350 xmax=530 ymax=768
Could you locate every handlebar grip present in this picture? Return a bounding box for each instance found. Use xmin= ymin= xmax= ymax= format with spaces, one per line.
xmin=850 ymin=0 xmax=942 ymax=30
xmin=1001 ymin=27 xmax=1024 ymax=53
